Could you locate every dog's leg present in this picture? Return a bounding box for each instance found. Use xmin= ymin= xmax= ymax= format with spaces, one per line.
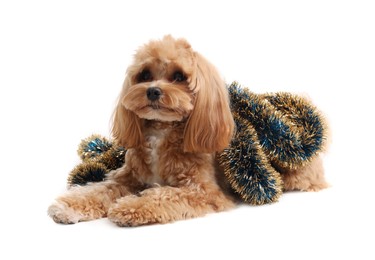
xmin=108 ymin=184 xmax=235 ymax=226
xmin=281 ymin=155 xmax=329 ymax=192
xmin=48 ymin=180 xmax=132 ymax=224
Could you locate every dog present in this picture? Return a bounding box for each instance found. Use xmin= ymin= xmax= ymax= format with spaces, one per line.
xmin=48 ymin=35 xmax=328 ymax=226
xmin=48 ymin=35 xmax=237 ymax=226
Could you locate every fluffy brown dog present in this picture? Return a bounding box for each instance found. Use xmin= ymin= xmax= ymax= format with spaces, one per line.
xmin=48 ymin=35 xmax=237 ymax=226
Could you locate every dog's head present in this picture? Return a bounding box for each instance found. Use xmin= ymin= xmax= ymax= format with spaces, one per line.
xmin=112 ymin=35 xmax=234 ymax=153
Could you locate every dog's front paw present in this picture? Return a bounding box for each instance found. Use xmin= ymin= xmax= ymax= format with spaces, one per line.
xmin=48 ymin=202 xmax=83 ymax=224
xmin=108 ymin=196 xmax=161 ymax=227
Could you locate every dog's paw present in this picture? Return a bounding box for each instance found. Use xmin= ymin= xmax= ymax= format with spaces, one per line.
xmin=304 ymin=182 xmax=330 ymax=192
xmin=48 ymin=202 xmax=83 ymax=224
xmin=107 ymin=196 xmax=161 ymax=227
xmin=108 ymin=207 xmax=156 ymax=227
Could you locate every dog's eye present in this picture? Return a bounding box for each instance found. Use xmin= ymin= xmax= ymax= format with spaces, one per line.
xmin=172 ymin=71 xmax=186 ymax=82
xmin=138 ymin=70 xmax=153 ymax=82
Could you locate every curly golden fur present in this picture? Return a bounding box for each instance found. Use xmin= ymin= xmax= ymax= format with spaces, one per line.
xmin=48 ymin=35 xmax=236 ymax=226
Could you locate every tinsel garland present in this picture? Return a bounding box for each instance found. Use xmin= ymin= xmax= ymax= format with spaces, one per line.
xmin=217 ymin=112 xmax=283 ymax=204
xmin=227 ymin=82 xmax=326 ymax=170
xmin=217 ymin=82 xmax=327 ymax=204
xmin=67 ymin=135 xmax=126 ymax=186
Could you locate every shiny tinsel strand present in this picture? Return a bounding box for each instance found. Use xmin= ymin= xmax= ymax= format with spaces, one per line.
xmin=228 ymin=82 xmax=326 ymax=170
xmin=68 ymin=135 xmax=126 ymax=186
xmin=218 ymin=112 xmax=283 ymax=205
xmin=77 ymin=134 xmax=113 ymax=161
xmin=68 ymin=161 xmax=108 ymax=186
xmin=261 ymin=92 xmax=327 ymax=168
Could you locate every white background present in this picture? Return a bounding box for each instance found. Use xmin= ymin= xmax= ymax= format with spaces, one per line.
xmin=1 ymin=0 xmax=374 ymax=259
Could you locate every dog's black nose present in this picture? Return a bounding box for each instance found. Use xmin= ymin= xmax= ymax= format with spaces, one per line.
xmin=146 ymin=87 xmax=162 ymax=101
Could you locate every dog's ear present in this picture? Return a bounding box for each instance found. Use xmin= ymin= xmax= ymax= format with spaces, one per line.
xmin=111 ymin=78 xmax=144 ymax=148
xmin=183 ymin=53 xmax=234 ymax=153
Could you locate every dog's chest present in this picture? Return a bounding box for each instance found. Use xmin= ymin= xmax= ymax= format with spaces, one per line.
xmin=144 ymin=131 xmax=168 ymax=185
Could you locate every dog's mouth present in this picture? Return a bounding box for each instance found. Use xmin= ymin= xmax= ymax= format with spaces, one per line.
xmin=134 ymin=104 xmax=177 ymax=117
xmin=134 ymin=103 xmax=188 ymax=122
xmin=149 ymin=103 xmax=161 ymax=110
xmin=141 ymin=103 xmax=175 ymax=112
